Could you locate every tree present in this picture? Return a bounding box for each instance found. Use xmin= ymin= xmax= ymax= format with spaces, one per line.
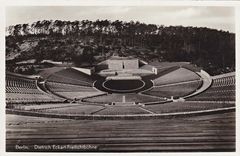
xmin=22 ymin=24 xmax=30 ymax=35
xmin=13 ymin=24 xmax=22 ymax=36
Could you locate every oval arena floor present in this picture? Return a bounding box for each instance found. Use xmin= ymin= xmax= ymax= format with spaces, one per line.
xmin=5 ymin=64 xmax=235 ymax=152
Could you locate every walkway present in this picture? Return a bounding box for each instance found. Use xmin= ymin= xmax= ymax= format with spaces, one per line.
xmin=183 ymin=70 xmax=212 ymax=99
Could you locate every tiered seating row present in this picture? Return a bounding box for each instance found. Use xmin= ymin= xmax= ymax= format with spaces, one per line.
xmin=84 ymin=93 xmax=165 ymax=104
xmin=213 ymin=75 xmax=235 ymax=87
xmin=188 ymin=73 xmax=235 ymax=102
xmin=189 ymin=89 xmax=235 ymax=101
xmin=47 ymin=68 xmax=94 ymax=86
xmin=42 ymin=104 xmax=104 ymax=115
xmin=6 ymin=74 xmax=63 ymax=103
xmin=39 ymin=67 xmax=66 ymax=79
xmin=47 ymin=74 xmax=92 ymax=87
xmin=46 ymin=81 xmax=97 ymax=92
xmin=6 ymin=112 xmax=235 ymax=152
xmin=6 ymin=87 xmax=42 ymax=94
xmin=57 ymin=68 xmax=94 ymax=83
xmin=143 ymin=66 xmax=180 ymax=80
xmin=143 ymin=80 xmax=202 ymax=98
xmin=46 ymin=81 xmax=104 ymax=99
xmin=144 ymin=101 xmax=235 ymax=114
xmin=153 ymin=68 xmax=201 ymax=86
xmin=6 ymin=93 xmax=60 ymax=103
xmin=6 ymin=75 xmax=37 ymax=89
xmin=10 ymin=103 xmax=104 ymax=115
xmin=95 ymin=106 xmax=150 ymax=115
xmin=10 ymin=103 xmax=79 ymax=111
xmin=55 ymin=92 xmax=104 ymax=99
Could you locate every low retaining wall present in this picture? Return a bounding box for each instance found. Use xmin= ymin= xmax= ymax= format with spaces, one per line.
xmin=6 ymin=107 xmax=235 ymax=120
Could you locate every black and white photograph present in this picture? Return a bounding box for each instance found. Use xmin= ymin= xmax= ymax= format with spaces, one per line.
xmin=2 ymin=1 xmax=239 ymax=154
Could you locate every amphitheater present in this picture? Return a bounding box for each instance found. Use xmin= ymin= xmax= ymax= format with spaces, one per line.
xmin=6 ymin=57 xmax=235 ymax=152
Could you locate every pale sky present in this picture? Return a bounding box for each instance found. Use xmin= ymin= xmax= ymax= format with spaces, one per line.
xmin=6 ymin=6 xmax=235 ymax=33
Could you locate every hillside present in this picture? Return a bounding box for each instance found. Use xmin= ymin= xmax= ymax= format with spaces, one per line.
xmin=6 ymin=20 xmax=235 ymax=75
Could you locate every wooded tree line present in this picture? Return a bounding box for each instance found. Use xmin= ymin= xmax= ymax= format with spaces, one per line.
xmin=6 ymin=19 xmax=235 ymax=75
xmin=7 ymin=20 xmax=161 ymax=37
